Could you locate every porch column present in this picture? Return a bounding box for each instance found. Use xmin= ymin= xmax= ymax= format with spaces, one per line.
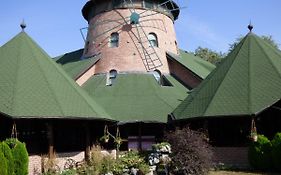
xmin=138 ymin=122 xmax=142 ymax=151
xmin=84 ymin=123 xmax=91 ymax=162
xmin=46 ymin=123 xmax=54 ymax=159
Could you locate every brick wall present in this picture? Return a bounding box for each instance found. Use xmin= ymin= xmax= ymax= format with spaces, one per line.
xmin=167 ymin=58 xmax=202 ymax=88
xmin=212 ymin=147 xmax=250 ymax=169
xmin=79 ymin=8 xmax=178 ymax=84
xmin=28 ymin=150 xmax=117 ymax=175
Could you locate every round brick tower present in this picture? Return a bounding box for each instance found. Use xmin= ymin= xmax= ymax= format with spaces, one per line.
xmin=82 ymin=0 xmax=180 ymax=75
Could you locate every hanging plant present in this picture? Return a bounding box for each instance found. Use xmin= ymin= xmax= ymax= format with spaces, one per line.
xmin=100 ymin=125 xmax=110 ymax=143
xmin=114 ymin=127 xmax=127 ymax=151
xmin=250 ymin=118 xmax=258 ymax=142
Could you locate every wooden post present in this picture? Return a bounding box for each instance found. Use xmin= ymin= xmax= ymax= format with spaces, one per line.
xmin=46 ymin=123 xmax=54 ymax=159
xmin=138 ymin=122 xmax=142 ymax=151
xmin=85 ymin=123 xmax=91 ymax=163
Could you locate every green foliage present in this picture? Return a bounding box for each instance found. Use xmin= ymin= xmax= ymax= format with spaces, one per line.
xmin=100 ymin=156 xmax=115 ymax=174
xmin=4 ymin=138 xmax=19 ymax=149
xmin=12 ymin=140 xmax=29 ymax=175
xmin=0 ymin=142 xmax=15 ymax=175
xmin=60 ymin=169 xmax=77 ymax=175
xmin=113 ymin=151 xmax=150 ymax=175
xmin=248 ymin=134 xmax=272 ymax=170
xmin=0 ymin=149 xmax=8 ymax=175
xmin=194 ymin=47 xmax=225 ymax=65
xmin=271 ymin=132 xmax=281 ymax=172
xmin=152 ymin=142 xmax=171 ymax=151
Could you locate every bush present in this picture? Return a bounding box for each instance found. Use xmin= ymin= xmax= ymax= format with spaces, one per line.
xmin=0 ymin=149 xmax=8 ymax=175
xmin=248 ymin=134 xmax=272 ymax=170
xmin=113 ymin=151 xmax=150 ymax=175
xmin=12 ymin=140 xmax=29 ymax=175
xmin=271 ymin=132 xmax=281 ymax=172
xmin=165 ymin=127 xmax=213 ymax=175
xmin=0 ymin=142 xmax=15 ymax=175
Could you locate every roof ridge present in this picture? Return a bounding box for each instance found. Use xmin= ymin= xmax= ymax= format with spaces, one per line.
xmin=200 ymin=36 xmax=249 ymax=116
xmin=28 ymin=36 xmax=110 ymax=118
xmin=25 ymin=33 xmax=66 ymax=116
xmin=248 ymin=34 xmax=252 ymax=114
xmin=10 ymin=33 xmax=24 ymax=115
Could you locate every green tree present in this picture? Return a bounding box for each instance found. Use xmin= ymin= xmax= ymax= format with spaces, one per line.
xmin=229 ymin=35 xmax=279 ymax=52
xmin=194 ymin=47 xmax=225 ymax=65
xmin=0 ymin=149 xmax=8 ymax=175
xmin=0 ymin=142 xmax=15 ymax=175
xmin=12 ymin=141 xmax=29 ymax=175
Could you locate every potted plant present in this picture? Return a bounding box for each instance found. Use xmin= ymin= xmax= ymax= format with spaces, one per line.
xmin=100 ymin=134 xmax=110 ymax=143
xmin=100 ymin=125 xmax=110 ymax=143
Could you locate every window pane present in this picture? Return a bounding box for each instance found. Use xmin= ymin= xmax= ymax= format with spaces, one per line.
xmin=148 ymin=33 xmax=158 ymax=47
xmin=109 ymin=33 xmax=119 ymax=48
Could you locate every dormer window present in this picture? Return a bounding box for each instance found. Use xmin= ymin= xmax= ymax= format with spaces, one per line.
xmin=109 ymin=32 xmax=119 ymax=48
xmin=106 ymin=69 xmax=117 ymax=86
xmin=153 ymin=70 xmax=161 ymax=84
xmin=148 ymin=33 xmax=158 ymax=47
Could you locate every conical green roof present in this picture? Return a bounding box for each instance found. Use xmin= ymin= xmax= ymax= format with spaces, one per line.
xmin=0 ymin=32 xmax=112 ymax=120
xmin=173 ymin=32 xmax=281 ymax=120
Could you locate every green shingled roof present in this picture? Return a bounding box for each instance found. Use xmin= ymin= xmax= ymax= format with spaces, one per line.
xmin=0 ymin=32 xmax=111 ymax=120
xmin=55 ymin=49 xmax=100 ymax=79
xmin=172 ymin=33 xmax=281 ymax=120
xmin=82 ymin=73 xmax=188 ymax=123
xmin=167 ymin=50 xmax=216 ymax=79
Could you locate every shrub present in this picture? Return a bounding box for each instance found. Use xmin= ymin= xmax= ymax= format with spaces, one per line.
xmin=113 ymin=151 xmax=150 ymax=175
xmin=4 ymin=138 xmax=19 ymax=149
xmin=271 ymin=132 xmax=281 ymax=172
xmin=248 ymin=134 xmax=272 ymax=170
xmin=165 ymin=127 xmax=213 ymax=175
xmin=0 ymin=142 xmax=15 ymax=175
xmin=12 ymin=140 xmax=29 ymax=175
xmin=0 ymin=149 xmax=8 ymax=175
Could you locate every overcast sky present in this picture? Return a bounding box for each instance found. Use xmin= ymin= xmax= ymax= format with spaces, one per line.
xmin=0 ymin=0 xmax=280 ymax=57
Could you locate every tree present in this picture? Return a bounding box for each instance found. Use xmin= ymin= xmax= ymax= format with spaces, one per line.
xmin=165 ymin=127 xmax=213 ymax=175
xmin=229 ymin=35 xmax=279 ymax=52
xmin=194 ymin=47 xmax=225 ymax=65
xmin=0 ymin=142 xmax=15 ymax=175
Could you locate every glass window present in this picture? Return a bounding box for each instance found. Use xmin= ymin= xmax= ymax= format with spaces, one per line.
xmin=106 ymin=69 xmax=118 ymax=86
xmin=109 ymin=32 xmax=119 ymax=48
xmin=153 ymin=70 xmax=161 ymax=84
xmin=144 ymin=0 xmax=154 ymax=9
xmin=148 ymin=33 xmax=158 ymax=47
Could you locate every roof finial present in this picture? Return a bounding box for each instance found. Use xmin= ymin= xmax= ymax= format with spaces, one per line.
xmin=20 ymin=19 xmax=26 ymax=31
xmin=248 ymin=20 xmax=253 ymax=32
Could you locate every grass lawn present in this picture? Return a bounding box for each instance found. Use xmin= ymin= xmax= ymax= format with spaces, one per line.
xmin=209 ymin=170 xmax=281 ymax=175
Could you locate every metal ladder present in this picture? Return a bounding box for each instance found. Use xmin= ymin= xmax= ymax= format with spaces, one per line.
xmin=133 ymin=24 xmax=163 ymax=71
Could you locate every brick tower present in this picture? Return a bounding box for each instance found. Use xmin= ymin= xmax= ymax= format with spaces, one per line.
xmin=81 ymin=0 xmax=180 ymax=77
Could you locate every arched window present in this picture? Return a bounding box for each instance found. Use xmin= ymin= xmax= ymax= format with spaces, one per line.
xmin=106 ymin=69 xmax=118 ymax=86
xmin=148 ymin=33 xmax=158 ymax=47
xmin=109 ymin=33 xmax=119 ymax=48
xmin=153 ymin=70 xmax=161 ymax=84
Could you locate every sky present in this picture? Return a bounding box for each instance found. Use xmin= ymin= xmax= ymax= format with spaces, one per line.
xmin=0 ymin=0 xmax=280 ymax=57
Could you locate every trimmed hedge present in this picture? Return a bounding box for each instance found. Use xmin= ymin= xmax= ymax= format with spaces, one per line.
xmin=0 ymin=149 xmax=8 ymax=175
xmin=0 ymin=142 xmax=15 ymax=175
xmin=271 ymin=133 xmax=281 ymax=172
xmin=248 ymin=135 xmax=272 ymax=170
xmin=12 ymin=141 xmax=29 ymax=175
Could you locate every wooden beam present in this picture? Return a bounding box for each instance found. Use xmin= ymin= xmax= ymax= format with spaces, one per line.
xmin=84 ymin=123 xmax=91 ymax=162
xmin=138 ymin=122 xmax=142 ymax=151
xmin=46 ymin=123 xmax=54 ymax=159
